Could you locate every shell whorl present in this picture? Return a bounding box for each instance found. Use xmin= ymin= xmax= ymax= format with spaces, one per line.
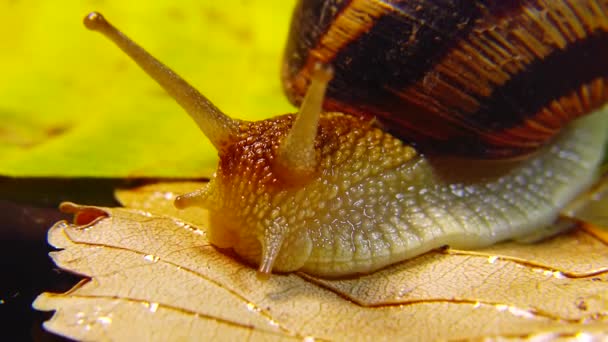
xmin=283 ymin=0 xmax=608 ymax=158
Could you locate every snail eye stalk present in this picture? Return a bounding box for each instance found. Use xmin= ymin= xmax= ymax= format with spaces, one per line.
xmin=274 ymin=63 xmax=334 ymax=184
xmin=84 ymin=12 xmax=239 ymax=151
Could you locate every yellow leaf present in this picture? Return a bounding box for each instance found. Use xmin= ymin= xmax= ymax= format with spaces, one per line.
xmin=0 ymin=0 xmax=294 ymax=177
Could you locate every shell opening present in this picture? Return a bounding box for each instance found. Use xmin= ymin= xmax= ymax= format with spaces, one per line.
xmin=83 ymin=12 xmax=239 ymax=151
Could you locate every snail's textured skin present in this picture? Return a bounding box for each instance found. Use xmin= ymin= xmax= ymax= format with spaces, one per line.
xmin=284 ymin=0 xmax=608 ymax=158
xmin=202 ymin=110 xmax=607 ymax=277
xmin=84 ymin=10 xmax=608 ymax=278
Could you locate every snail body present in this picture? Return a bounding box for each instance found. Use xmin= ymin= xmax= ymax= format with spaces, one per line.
xmin=85 ymin=1 xmax=608 ymax=278
xmin=186 ymin=108 xmax=607 ymax=277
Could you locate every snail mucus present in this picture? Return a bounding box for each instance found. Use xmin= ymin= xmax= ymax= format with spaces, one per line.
xmin=84 ymin=0 xmax=608 ymax=278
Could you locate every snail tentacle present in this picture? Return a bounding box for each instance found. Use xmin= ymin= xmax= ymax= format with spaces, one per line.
xmin=259 ymin=216 xmax=313 ymax=276
xmin=274 ymin=63 xmax=334 ymax=184
xmin=258 ymin=217 xmax=288 ymax=275
xmin=84 ymin=12 xmax=239 ymax=151
xmin=174 ymin=184 xmax=213 ymax=210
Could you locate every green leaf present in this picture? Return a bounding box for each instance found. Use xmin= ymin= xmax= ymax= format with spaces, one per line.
xmin=0 ymin=0 xmax=295 ymax=177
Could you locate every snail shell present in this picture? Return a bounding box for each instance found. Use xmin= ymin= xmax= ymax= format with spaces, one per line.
xmin=283 ymin=0 xmax=608 ymax=158
xmin=84 ymin=3 xmax=608 ymax=278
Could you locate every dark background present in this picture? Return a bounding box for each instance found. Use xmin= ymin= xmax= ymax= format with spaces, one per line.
xmin=0 ymin=178 xmax=144 ymax=341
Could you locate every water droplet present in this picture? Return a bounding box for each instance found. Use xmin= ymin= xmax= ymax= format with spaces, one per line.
xmin=575 ymin=332 xmax=598 ymax=341
xmin=552 ymin=271 xmax=565 ymax=279
xmin=539 ymin=269 xmax=565 ymax=278
xmin=507 ymin=306 xmax=536 ymax=319
xmin=144 ymin=254 xmax=160 ymax=263
xmin=176 ymin=220 xmax=205 ymax=235
xmin=97 ymin=316 xmax=112 ymax=326
xmin=494 ymin=304 xmax=536 ymax=319
xmin=397 ymin=287 xmax=412 ymax=298
xmin=142 ymin=301 xmax=160 ymax=313
xmin=135 ymin=210 xmax=154 ymax=217
xmin=303 ymin=336 xmax=316 ymax=342
xmin=246 ymin=302 xmax=261 ymax=313
xmin=487 ymin=256 xmax=499 ymax=264
xmin=163 ymin=192 xmax=175 ymax=200
xmin=473 ymin=302 xmax=481 ymax=309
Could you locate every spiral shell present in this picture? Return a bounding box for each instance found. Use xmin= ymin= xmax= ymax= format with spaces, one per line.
xmin=282 ymin=0 xmax=608 ymax=158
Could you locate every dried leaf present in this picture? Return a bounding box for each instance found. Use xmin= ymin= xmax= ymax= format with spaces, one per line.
xmin=34 ymin=183 xmax=608 ymax=340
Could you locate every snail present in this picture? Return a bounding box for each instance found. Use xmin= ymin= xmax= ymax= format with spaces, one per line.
xmin=84 ymin=0 xmax=608 ymax=278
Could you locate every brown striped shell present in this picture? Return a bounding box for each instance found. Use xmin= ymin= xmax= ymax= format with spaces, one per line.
xmin=282 ymin=0 xmax=608 ymax=158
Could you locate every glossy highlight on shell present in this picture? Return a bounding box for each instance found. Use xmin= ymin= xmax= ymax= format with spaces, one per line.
xmin=283 ymin=0 xmax=608 ymax=158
